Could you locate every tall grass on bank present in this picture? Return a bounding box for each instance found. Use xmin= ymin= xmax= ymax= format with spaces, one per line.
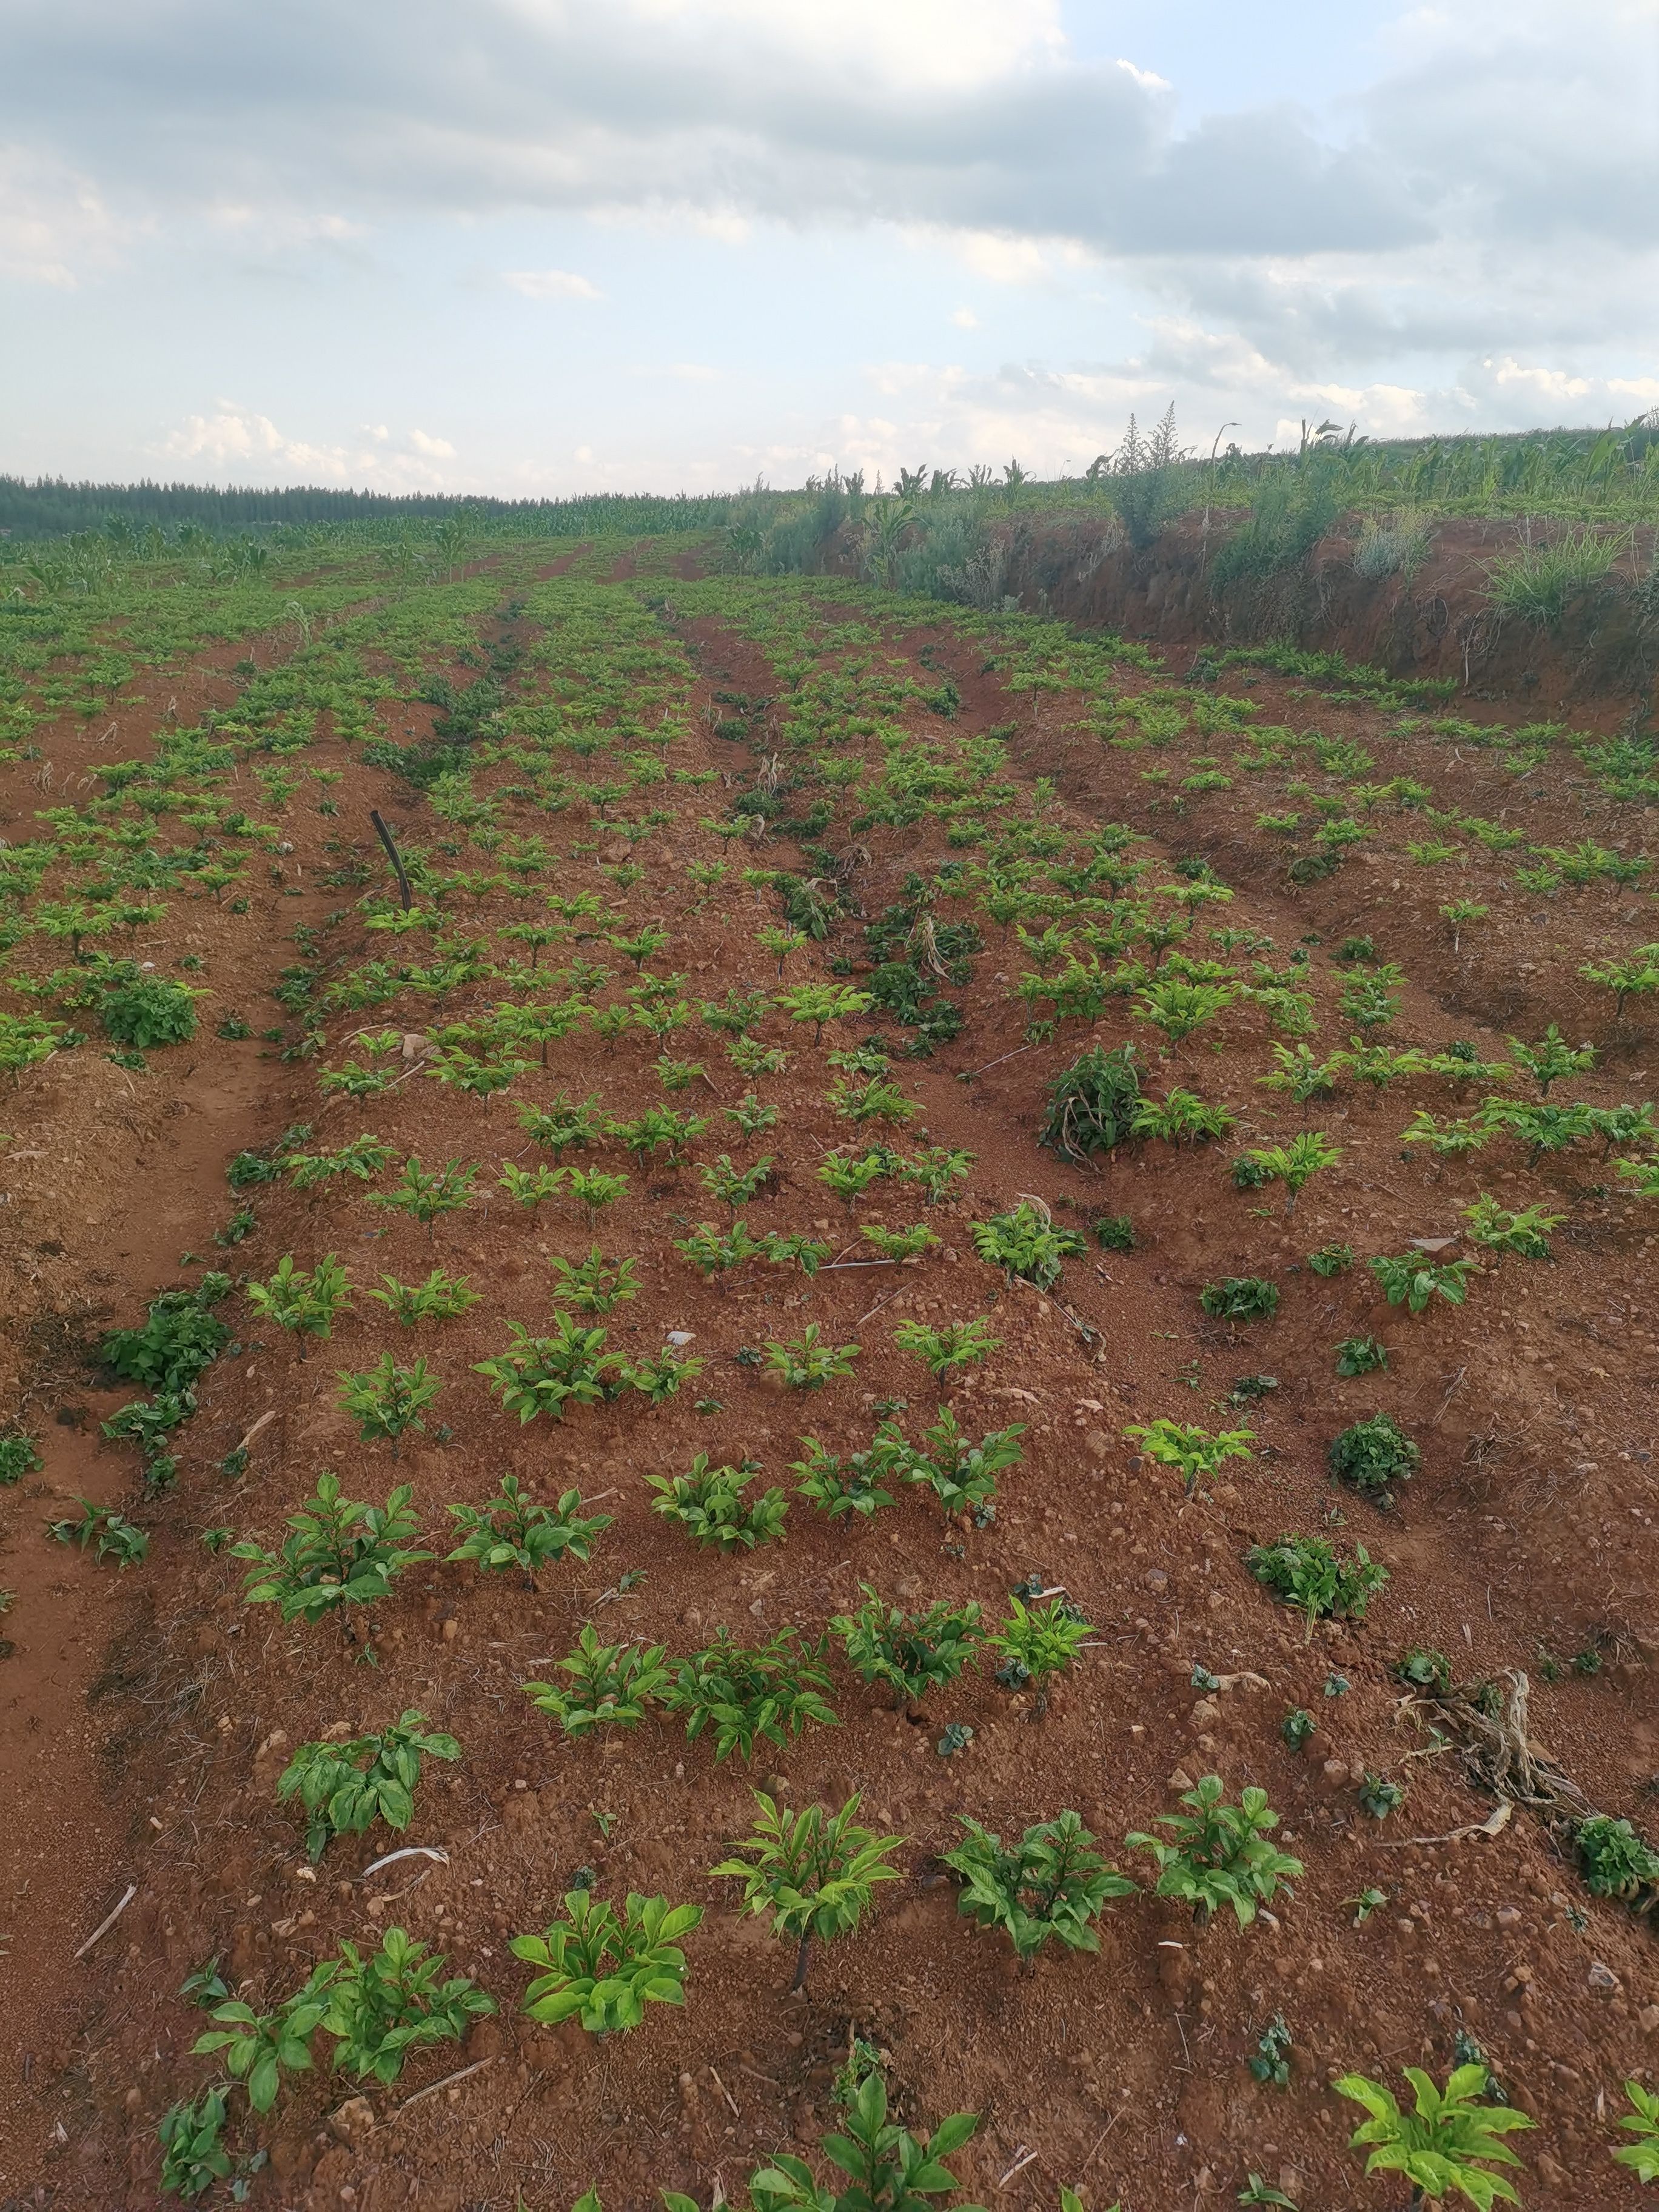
xmin=1484 ymin=529 xmax=1631 ymax=626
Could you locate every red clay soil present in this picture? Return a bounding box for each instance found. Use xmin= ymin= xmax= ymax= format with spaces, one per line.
xmin=826 ymin=511 xmax=1659 ymax=730
xmin=1 ymin=558 xmax=1657 ymax=2212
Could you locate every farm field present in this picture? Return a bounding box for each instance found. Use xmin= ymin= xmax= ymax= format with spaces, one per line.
xmin=1 ymin=526 xmax=1658 ymax=2212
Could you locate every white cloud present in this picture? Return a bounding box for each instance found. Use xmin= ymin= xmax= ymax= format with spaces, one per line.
xmin=627 ymin=361 xmax=722 ymax=381
xmin=503 ymin=266 xmax=603 ymax=300
xmin=0 ymin=142 xmax=126 ymax=285
xmin=155 ymin=403 xmax=460 ymax=485
xmin=6 ymin=0 xmax=1658 ymax=479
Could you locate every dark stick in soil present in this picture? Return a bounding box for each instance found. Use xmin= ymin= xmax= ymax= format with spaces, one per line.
xmin=370 ymin=808 xmax=414 ymax=910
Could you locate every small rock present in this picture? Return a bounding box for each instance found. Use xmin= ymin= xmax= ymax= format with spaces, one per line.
xmin=1638 ymin=2005 xmax=1659 ymax=2033
xmin=1190 ymin=1698 xmax=1221 ymax=1729
xmin=1495 ymin=1905 xmax=1521 ymax=1928
xmin=666 ymin=1330 xmax=695 ymax=1347
xmin=328 ymin=2097 xmax=376 ymax=2144
xmin=1143 ymin=1569 xmax=1168 ymax=1595
xmin=1589 ymin=1960 xmax=1623 ymax=1998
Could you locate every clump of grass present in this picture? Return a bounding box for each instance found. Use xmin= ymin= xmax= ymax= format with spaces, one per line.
xmin=1485 ymin=529 xmax=1627 ymax=626
xmin=1353 ymin=510 xmax=1435 ymax=581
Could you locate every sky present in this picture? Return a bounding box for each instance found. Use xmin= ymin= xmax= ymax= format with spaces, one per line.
xmin=3 ymin=0 xmax=1658 ymax=496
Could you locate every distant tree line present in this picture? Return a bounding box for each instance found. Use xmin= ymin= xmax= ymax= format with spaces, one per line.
xmin=0 ymin=477 xmax=745 ymax=543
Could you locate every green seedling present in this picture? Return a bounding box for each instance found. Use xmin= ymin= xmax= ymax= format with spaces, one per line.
xmin=498 ymin=1162 xmax=564 ymax=1210
xmin=1125 ymin=1774 xmax=1302 ymax=1928
xmin=368 ymin=1155 xmax=477 ymax=1236
xmin=1281 ymin=1709 xmax=1315 ymax=1752
xmin=746 ymin=2068 xmax=980 ymax=2212
xmin=1581 ymin=950 xmax=1659 ymax=1020
xmin=0 ymin=1434 xmax=44 ymax=1484
xmin=725 ymin=1092 xmax=780 ymax=1136
xmin=892 ymin=1316 xmax=1001 ymax=1379
xmin=1358 ymin=1773 xmax=1406 ymax=1820
xmin=365 ymin=1269 xmax=480 ymax=1325
xmin=157 ymin=2089 xmax=232 ymax=2199
xmin=986 ymin=1597 xmax=1093 ymax=1712
xmin=1249 ymin=2014 xmax=1293 ymax=2086
xmin=512 ymin=1891 xmax=702 ymax=2033
xmin=648 ymin=1454 xmax=788 ymax=1551
xmin=474 ymin=1315 xmax=620 ymax=1421
xmin=790 ymin=1436 xmax=897 ymax=1523
xmin=624 ymin=1345 xmax=706 ymax=1403
xmin=1460 ymin=1194 xmax=1563 ymax=1260
xmin=777 ymin=982 xmax=873 ymax=1045
xmin=1200 ymin=1276 xmax=1279 ymax=1322
xmin=765 ymin=1326 xmax=860 ymax=1389
xmin=832 ymin=1076 xmax=917 ymax=1126
xmin=1131 ymin=1089 xmax=1236 ymax=1144
xmin=711 ymin=1790 xmax=904 ymax=1991
xmin=1038 ymin=1042 xmax=1144 ymax=1160
xmin=336 ymin=1355 xmax=441 ymax=1459
xmin=1335 ymin=1335 xmax=1388 ymax=1376
xmin=971 ymin=1200 xmax=1086 ymax=1291
xmin=1329 ymin=1413 xmax=1419 ymax=1497
xmin=284 ymin=1135 xmax=392 ymax=1188
xmin=320 ymin=1926 xmax=495 ymax=2084
xmin=819 ymin=1149 xmax=891 ymax=1203
xmin=192 ymin=1968 xmax=335 ymax=2112
xmin=447 ymin=1476 xmax=611 ymax=1586
xmin=517 ymin=1093 xmax=606 ymax=1158
xmin=523 ymin=1626 xmax=671 ymax=1738
xmin=1232 ymin=1133 xmax=1341 ymax=1210
xmin=1125 ymin=1417 xmax=1255 ymax=1496
xmin=276 ymin=1711 xmax=459 ymax=1861
xmin=880 ymin=1406 xmax=1024 ymax=1528
xmin=246 ymin=1252 xmax=352 ymax=1356
xmin=1307 ymin=1242 xmax=1353 ymax=1277
xmin=1401 ymin=1110 xmax=1490 ymax=1159
xmin=1614 ymin=2080 xmax=1659 ymax=2183
xmin=609 ymin=1105 xmax=710 ymax=1166
xmin=1508 ymin=1022 xmax=1595 ymax=1096
xmin=699 ymin=1153 xmax=776 ymax=1211
xmin=49 ymin=1498 xmax=148 ymax=1566
xmin=1335 ymin=2064 xmax=1532 ymax=2207
xmin=1257 ymin=1042 xmax=1339 ymax=1107
xmin=1237 ymin=2177 xmax=1299 ymax=2208
xmin=860 ymin=1222 xmax=941 ymax=1260
xmin=1575 ymin=1814 xmax=1659 ymax=1899
xmin=728 ymin=1036 xmax=789 ymax=1076
xmin=901 ymin=1146 xmax=975 ymax=1202
xmin=833 ymin=1586 xmax=982 ymax=1713
xmin=1246 ymin=1533 xmax=1387 ymax=1638
xmin=942 ymin=1810 xmax=1134 ymax=1962
xmin=676 ymin=1220 xmax=765 ymax=1278
xmin=232 ymin=1472 xmax=430 ymax=1636
xmin=1136 ymin=974 xmax=1238 ymax=1043
xmin=548 ymin=1247 xmax=640 ymax=1313
xmin=1368 ymin=1253 xmax=1477 ymax=1313
xmin=661 ymin=1626 xmax=839 ymax=1763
